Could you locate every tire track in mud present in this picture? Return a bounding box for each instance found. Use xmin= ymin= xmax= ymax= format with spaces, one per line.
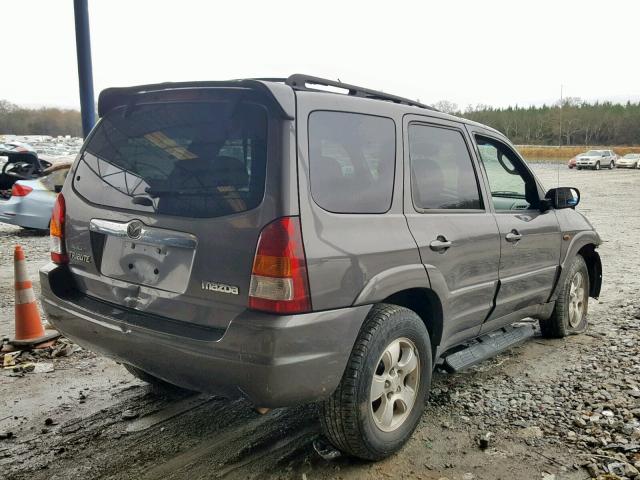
xmin=5 ymin=385 xmax=319 ymax=480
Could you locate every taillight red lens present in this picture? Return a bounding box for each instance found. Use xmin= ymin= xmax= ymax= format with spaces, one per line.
xmin=50 ymin=193 xmax=68 ymax=264
xmin=11 ymin=184 xmax=33 ymax=197
xmin=249 ymin=217 xmax=311 ymax=314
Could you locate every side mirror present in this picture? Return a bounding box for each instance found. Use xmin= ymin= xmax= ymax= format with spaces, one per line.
xmin=545 ymin=187 xmax=580 ymax=210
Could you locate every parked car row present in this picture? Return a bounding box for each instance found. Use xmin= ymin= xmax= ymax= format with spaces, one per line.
xmin=568 ymin=150 xmax=640 ymax=170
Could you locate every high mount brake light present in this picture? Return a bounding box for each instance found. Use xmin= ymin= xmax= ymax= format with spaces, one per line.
xmin=248 ymin=217 xmax=311 ymax=314
xmin=11 ymin=184 xmax=33 ymax=197
xmin=50 ymin=193 xmax=68 ymax=264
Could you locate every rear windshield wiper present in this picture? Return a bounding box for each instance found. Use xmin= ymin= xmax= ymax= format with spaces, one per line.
xmin=144 ymin=187 xmax=217 ymax=198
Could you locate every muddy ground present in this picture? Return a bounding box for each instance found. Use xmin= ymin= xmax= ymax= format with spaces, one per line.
xmin=1 ymin=164 xmax=639 ymax=480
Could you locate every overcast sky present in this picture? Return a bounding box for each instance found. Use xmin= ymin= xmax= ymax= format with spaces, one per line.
xmin=4 ymin=0 xmax=639 ymax=110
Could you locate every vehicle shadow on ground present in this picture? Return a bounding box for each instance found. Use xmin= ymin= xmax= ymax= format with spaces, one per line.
xmin=0 ymin=227 xmax=48 ymax=238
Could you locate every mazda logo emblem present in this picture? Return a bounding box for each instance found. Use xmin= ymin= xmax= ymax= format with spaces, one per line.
xmin=127 ymin=220 xmax=143 ymax=239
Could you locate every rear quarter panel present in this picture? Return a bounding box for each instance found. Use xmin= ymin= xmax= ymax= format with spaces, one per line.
xmin=0 ymin=180 xmax=56 ymax=230
xmin=294 ymin=92 xmax=426 ymax=310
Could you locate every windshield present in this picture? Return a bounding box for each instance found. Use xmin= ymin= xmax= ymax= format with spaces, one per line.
xmin=623 ymin=153 xmax=640 ymax=159
xmin=584 ymin=150 xmax=605 ymax=156
xmin=75 ymin=98 xmax=268 ymax=218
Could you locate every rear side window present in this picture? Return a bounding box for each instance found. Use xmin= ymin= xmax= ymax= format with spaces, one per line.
xmin=308 ymin=111 xmax=395 ymax=213
xmin=409 ymin=124 xmax=482 ymax=210
xmin=75 ymin=99 xmax=268 ymax=218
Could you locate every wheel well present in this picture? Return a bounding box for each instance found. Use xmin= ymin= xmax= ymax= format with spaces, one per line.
xmin=577 ymin=244 xmax=602 ymax=298
xmin=382 ymin=288 xmax=443 ymax=358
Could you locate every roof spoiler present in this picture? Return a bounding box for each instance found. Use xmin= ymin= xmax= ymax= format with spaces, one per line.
xmin=97 ymin=79 xmax=295 ymax=119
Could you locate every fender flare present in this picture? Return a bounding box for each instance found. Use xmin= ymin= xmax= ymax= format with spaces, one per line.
xmin=353 ymin=264 xmax=430 ymax=306
xmin=549 ymin=231 xmax=602 ymax=301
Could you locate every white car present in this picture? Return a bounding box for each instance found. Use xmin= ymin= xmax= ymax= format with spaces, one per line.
xmin=616 ymin=153 xmax=640 ymax=169
xmin=576 ymin=150 xmax=617 ymax=170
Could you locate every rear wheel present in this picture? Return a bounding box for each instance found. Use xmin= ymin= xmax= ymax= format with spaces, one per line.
xmin=540 ymin=255 xmax=589 ymax=338
xmin=319 ymin=304 xmax=432 ymax=460
xmin=609 ymin=160 xmax=615 ymax=169
xmin=123 ymin=364 xmax=193 ymax=395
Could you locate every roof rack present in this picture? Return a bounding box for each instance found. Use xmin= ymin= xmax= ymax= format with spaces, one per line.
xmin=281 ymin=74 xmax=438 ymax=111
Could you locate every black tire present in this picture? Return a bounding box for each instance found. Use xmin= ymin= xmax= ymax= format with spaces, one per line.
xmin=576 ymin=166 xmax=582 ymax=171
xmin=123 ymin=364 xmax=193 ymax=395
xmin=595 ymin=161 xmax=600 ymax=170
xmin=540 ymin=255 xmax=589 ymax=338
xmin=319 ymin=304 xmax=432 ymax=460
xmin=609 ymin=160 xmax=615 ymax=169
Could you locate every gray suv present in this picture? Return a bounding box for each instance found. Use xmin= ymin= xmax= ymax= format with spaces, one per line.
xmin=40 ymin=74 xmax=602 ymax=460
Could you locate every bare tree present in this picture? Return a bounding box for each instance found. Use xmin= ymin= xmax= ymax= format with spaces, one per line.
xmin=433 ymin=100 xmax=459 ymax=115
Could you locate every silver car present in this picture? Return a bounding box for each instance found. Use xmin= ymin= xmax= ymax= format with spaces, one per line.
xmin=575 ymin=149 xmax=617 ymax=170
xmin=0 ymin=165 xmax=70 ymax=230
xmin=616 ymin=153 xmax=640 ymax=169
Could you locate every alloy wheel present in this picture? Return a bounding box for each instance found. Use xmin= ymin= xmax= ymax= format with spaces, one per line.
xmin=370 ymin=337 xmax=420 ymax=432
xmin=568 ymin=271 xmax=586 ymax=328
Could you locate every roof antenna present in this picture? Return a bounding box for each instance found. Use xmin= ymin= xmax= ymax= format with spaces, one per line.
xmin=557 ymin=84 xmax=563 ymax=189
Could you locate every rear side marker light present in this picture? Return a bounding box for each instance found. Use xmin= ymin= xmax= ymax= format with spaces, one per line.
xmin=50 ymin=193 xmax=68 ymax=265
xmin=249 ymin=216 xmax=311 ymax=314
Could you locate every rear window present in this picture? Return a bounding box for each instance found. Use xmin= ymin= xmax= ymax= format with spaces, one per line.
xmin=308 ymin=111 xmax=395 ymax=214
xmin=74 ymin=98 xmax=268 ymax=218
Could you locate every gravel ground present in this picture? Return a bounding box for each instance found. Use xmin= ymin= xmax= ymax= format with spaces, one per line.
xmin=1 ymin=164 xmax=639 ymax=480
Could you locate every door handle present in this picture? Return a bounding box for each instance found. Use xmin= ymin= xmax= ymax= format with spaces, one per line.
xmin=429 ymin=236 xmax=452 ymax=252
xmin=505 ymin=230 xmax=523 ymax=243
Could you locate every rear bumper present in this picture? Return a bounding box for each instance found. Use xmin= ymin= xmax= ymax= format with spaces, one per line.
xmin=40 ymin=263 xmax=370 ymax=407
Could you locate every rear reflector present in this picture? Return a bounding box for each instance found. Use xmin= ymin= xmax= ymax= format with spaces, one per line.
xmin=249 ymin=217 xmax=311 ymax=314
xmin=50 ymin=193 xmax=68 ymax=264
xmin=11 ymin=184 xmax=33 ymax=197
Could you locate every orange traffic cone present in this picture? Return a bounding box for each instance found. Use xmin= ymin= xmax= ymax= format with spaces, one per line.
xmin=9 ymin=245 xmax=60 ymax=348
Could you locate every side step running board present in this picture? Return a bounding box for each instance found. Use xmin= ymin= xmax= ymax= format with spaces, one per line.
xmin=442 ymin=324 xmax=536 ymax=373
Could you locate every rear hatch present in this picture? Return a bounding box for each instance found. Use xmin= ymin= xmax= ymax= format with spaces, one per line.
xmin=64 ymin=86 xmax=292 ymax=332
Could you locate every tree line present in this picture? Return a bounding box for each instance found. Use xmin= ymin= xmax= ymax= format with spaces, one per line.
xmin=2 ymin=97 xmax=639 ymax=146
xmin=0 ymin=100 xmax=82 ymax=138
xmin=434 ymin=99 xmax=640 ymax=146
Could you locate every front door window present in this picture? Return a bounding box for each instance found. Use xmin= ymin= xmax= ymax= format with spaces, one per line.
xmin=476 ymin=137 xmax=539 ymax=211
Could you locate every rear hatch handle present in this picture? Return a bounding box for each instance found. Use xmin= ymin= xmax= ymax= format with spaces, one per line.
xmin=89 ymin=219 xmax=197 ymax=249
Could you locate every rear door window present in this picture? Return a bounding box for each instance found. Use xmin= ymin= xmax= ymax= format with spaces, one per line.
xmin=74 ymin=98 xmax=268 ymax=218
xmin=308 ymin=111 xmax=395 ymax=213
xmin=409 ymin=124 xmax=483 ymax=210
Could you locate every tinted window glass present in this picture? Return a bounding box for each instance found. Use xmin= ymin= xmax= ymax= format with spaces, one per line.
xmin=409 ymin=124 xmax=482 ymax=210
xmin=308 ymin=111 xmax=395 ymax=213
xmin=476 ymin=136 xmax=539 ymax=210
xmin=75 ymin=99 xmax=267 ymax=218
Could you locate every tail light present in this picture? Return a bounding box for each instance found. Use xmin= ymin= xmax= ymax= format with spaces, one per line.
xmin=11 ymin=184 xmax=33 ymax=197
xmin=249 ymin=217 xmax=311 ymax=314
xmin=50 ymin=193 xmax=68 ymax=264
